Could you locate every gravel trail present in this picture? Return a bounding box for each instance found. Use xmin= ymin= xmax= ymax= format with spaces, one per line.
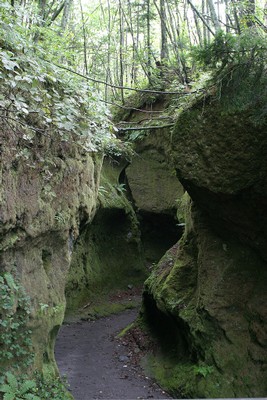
xmin=55 ymin=309 xmax=172 ymax=400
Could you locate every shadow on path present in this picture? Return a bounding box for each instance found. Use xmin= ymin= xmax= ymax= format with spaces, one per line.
xmin=55 ymin=309 xmax=172 ymax=400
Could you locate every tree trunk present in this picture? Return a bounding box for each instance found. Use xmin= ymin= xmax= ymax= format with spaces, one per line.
xmin=193 ymin=9 xmax=203 ymax=45
xmin=105 ymin=0 xmax=112 ymax=101
xmin=232 ymin=0 xmax=241 ymax=34
xmin=160 ymin=0 xmax=168 ymax=61
xmin=79 ymin=0 xmax=88 ymax=74
xmin=207 ymin=0 xmax=220 ymax=32
xmin=118 ymin=0 xmax=125 ymax=103
xmin=246 ymin=0 xmax=256 ymax=26
xmin=146 ymin=0 xmax=152 ymax=83
xmin=61 ymin=0 xmax=72 ymax=30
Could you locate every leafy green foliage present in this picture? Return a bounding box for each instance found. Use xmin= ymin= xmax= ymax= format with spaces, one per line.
xmin=0 ymin=372 xmax=39 ymax=400
xmin=32 ymin=373 xmax=70 ymax=400
xmin=192 ymin=31 xmax=236 ymax=69
xmin=114 ymin=183 xmax=126 ymax=194
xmin=0 ymin=2 xmax=113 ymax=154
xmin=0 ymin=273 xmax=33 ymax=374
xmin=0 ymin=372 xmax=69 ymax=400
xmin=194 ymin=365 xmax=214 ymax=378
xmin=0 ymin=274 xmax=70 ymax=399
xmin=193 ymin=29 xmax=267 ymax=125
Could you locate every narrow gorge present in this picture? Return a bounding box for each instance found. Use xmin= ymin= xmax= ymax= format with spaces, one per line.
xmin=0 ymin=18 xmax=267 ymax=399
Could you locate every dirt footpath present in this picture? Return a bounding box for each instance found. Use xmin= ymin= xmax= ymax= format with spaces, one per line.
xmin=55 ymin=309 xmax=172 ymax=400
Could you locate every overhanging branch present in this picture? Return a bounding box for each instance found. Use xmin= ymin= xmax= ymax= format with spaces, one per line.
xmin=118 ymin=123 xmax=174 ymax=132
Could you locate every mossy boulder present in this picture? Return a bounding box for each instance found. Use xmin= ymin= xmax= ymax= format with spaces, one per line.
xmin=171 ymin=97 xmax=267 ymax=260
xmin=142 ymin=94 xmax=267 ymax=397
xmin=126 ymin=149 xmax=183 ymax=214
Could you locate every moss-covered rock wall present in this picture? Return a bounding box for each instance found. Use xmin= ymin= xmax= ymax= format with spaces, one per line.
xmin=65 ymin=158 xmax=147 ymax=311
xmin=142 ymin=95 xmax=267 ymax=397
xmin=0 ymin=129 xmax=101 ymax=377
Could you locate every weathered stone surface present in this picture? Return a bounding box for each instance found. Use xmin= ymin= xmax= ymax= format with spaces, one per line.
xmin=125 ymin=129 xmax=184 ymax=214
xmin=65 ymin=158 xmax=147 ymax=311
xmin=172 ymin=99 xmax=267 ymax=261
xmin=0 ymin=129 xmax=101 ymax=376
xmin=126 ymin=151 xmax=183 ymax=213
xmin=123 ymin=128 xmax=184 ymax=264
xmin=142 ymin=96 xmax=267 ymax=397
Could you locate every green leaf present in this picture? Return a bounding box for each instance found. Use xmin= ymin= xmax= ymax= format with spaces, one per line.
xmin=6 ymin=373 xmax=18 ymax=390
xmin=24 ymin=394 xmax=41 ymax=400
xmin=0 ymin=384 xmax=12 ymax=393
xmin=3 ymin=393 xmax=15 ymax=400
xmin=2 ymin=59 xmax=18 ymax=71
xmin=20 ymin=380 xmax=36 ymax=395
xmin=4 ymin=273 xmax=18 ymax=291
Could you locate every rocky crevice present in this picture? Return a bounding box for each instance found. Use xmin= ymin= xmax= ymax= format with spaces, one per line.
xmin=1 ymin=81 xmax=266 ymax=399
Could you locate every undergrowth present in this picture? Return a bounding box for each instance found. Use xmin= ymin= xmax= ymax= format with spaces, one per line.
xmin=0 ymin=272 xmax=71 ymax=400
xmin=193 ymin=29 xmax=267 ymax=126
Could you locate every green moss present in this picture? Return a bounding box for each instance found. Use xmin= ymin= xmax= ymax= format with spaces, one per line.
xmin=125 ymin=155 xmax=183 ymax=214
xmin=90 ymin=301 xmax=138 ymax=319
xmin=141 ymin=204 xmax=267 ymax=397
xmin=65 ymin=296 xmax=141 ymax=323
xmin=66 ymin=208 xmax=146 ymax=311
xmin=117 ymin=322 xmax=135 ymax=338
xmin=143 ymin=343 xmax=240 ymax=398
xmin=171 ymin=96 xmax=267 ymax=194
xmin=176 ymin=191 xmax=190 ymax=224
xmin=144 ymin=354 xmax=197 ymax=398
xmin=0 ymin=232 xmax=21 ymax=251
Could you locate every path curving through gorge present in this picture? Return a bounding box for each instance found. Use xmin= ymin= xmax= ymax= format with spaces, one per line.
xmin=55 ymin=309 xmax=172 ymax=400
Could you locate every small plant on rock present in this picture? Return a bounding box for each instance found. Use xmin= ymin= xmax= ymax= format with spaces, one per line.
xmin=0 ymin=272 xmax=33 ymax=374
xmin=0 ymin=372 xmax=40 ymax=400
xmin=194 ymin=364 xmax=214 ymax=378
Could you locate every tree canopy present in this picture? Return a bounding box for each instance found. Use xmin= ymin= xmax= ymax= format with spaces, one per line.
xmin=0 ymin=0 xmax=266 ymax=125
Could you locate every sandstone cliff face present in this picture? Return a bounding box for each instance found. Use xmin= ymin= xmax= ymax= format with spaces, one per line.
xmin=0 ymin=128 xmax=101 ymax=376
xmin=143 ymin=97 xmax=267 ymax=397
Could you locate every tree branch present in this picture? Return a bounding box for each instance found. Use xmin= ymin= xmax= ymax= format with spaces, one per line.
xmin=118 ymin=124 xmax=174 ymax=132
xmin=187 ymin=0 xmax=215 ymax=36
xmin=49 ymin=0 xmax=66 ymax=24
xmin=43 ymin=59 xmax=199 ymax=96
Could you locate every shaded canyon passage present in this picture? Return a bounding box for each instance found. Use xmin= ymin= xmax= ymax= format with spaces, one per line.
xmin=55 ymin=309 xmax=172 ymax=399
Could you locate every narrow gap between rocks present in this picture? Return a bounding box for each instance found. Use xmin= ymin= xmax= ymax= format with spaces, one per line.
xmin=55 ymin=210 xmax=182 ymax=399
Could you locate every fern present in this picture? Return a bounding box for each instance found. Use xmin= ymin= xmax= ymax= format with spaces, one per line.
xmin=3 ymin=393 xmax=16 ymax=400
xmin=19 ymin=380 xmax=36 ymax=395
xmin=0 ymin=373 xmax=40 ymax=400
xmin=5 ymin=372 xmax=18 ymax=391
